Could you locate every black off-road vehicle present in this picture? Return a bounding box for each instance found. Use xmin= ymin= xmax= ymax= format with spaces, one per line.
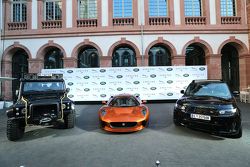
xmin=6 ymin=73 xmax=75 ymax=141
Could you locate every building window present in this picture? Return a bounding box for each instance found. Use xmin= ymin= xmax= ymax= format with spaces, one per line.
xmin=148 ymin=46 xmax=171 ymax=66
xmin=44 ymin=48 xmax=63 ymax=69
xmin=184 ymin=0 xmax=202 ymax=16
xmin=78 ymin=0 xmax=97 ymax=19
xmin=220 ymin=0 xmax=236 ymax=16
xmin=112 ymin=47 xmax=136 ymax=67
xmin=44 ymin=0 xmax=62 ymax=21
xmin=78 ymin=47 xmax=99 ymax=68
xmin=149 ymin=0 xmax=168 ymax=17
xmin=113 ymin=0 xmax=132 ymax=18
xmin=11 ymin=0 xmax=27 ymax=22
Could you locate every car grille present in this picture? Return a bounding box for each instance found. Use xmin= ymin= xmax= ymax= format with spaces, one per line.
xmin=110 ymin=122 xmax=137 ymax=128
xmin=189 ymin=107 xmax=219 ymax=116
xmin=30 ymin=103 xmax=59 ymax=124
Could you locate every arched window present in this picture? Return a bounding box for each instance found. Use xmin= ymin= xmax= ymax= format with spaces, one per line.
xmin=12 ymin=49 xmax=29 ymax=100
xmin=44 ymin=48 xmax=63 ymax=69
xmin=148 ymin=45 xmax=171 ymax=66
xmin=220 ymin=0 xmax=236 ymax=16
xmin=112 ymin=46 xmax=136 ymax=67
xmin=78 ymin=47 xmax=99 ymax=68
xmin=184 ymin=0 xmax=202 ymax=16
xmin=185 ymin=44 xmax=205 ymax=65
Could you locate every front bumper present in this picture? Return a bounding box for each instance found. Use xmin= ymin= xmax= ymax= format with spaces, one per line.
xmin=174 ymin=109 xmax=241 ymax=135
xmin=100 ymin=119 xmax=148 ymax=133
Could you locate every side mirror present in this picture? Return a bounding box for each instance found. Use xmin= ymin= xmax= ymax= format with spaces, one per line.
xmin=102 ymin=101 xmax=107 ymax=105
xmin=65 ymin=88 xmax=70 ymax=93
xmin=180 ymin=90 xmax=185 ymax=94
xmin=232 ymin=91 xmax=239 ymax=96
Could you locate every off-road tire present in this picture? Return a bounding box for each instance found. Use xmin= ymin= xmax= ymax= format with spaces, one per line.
xmin=7 ymin=119 xmax=25 ymax=141
xmin=230 ymin=125 xmax=242 ymax=139
xmin=64 ymin=110 xmax=75 ymax=129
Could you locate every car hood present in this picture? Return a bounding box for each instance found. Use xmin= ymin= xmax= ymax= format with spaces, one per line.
xmin=179 ymin=96 xmax=236 ymax=110
xmin=102 ymin=106 xmax=145 ymax=122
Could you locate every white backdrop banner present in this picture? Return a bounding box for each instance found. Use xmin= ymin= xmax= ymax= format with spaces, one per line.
xmin=42 ymin=66 xmax=207 ymax=101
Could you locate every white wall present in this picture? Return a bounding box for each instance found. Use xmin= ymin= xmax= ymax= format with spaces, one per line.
xmin=2 ymin=34 xmax=249 ymax=59
xmin=173 ymin=0 xmax=181 ymax=25
xmin=209 ymin=0 xmax=216 ymax=25
xmin=66 ymin=0 xmax=72 ymax=28
xmin=102 ymin=0 xmax=108 ymax=26
xmin=32 ymin=0 xmax=38 ymax=29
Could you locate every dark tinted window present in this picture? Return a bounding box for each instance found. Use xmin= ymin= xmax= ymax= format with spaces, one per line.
xmin=110 ymin=97 xmax=140 ymax=107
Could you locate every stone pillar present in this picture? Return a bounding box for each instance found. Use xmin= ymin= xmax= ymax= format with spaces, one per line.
xmin=1 ymin=60 xmax=12 ymax=100
xmin=206 ymin=54 xmax=222 ymax=80
xmin=100 ymin=56 xmax=112 ymax=67
xmin=172 ymin=55 xmax=185 ymax=65
xmin=239 ymin=54 xmax=250 ymax=90
xmin=28 ymin=59 xmax=43 ymax=73
xmin=63 ymin=57 xmax=77 ymax=68
xmin=142 ymin=55 xmax=148 ymax=66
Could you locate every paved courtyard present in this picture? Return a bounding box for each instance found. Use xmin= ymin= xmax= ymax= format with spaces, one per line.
xmin=0 ymin=102 xmax=250 ymax=167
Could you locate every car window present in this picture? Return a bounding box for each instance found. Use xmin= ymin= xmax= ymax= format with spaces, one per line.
xmin=185 ymin=82 xmax=232 ymax=99
xmin=23 ymin=81 xmax=64 ymax=92
xmin=110 ymin=97 xmax=139 ymax=107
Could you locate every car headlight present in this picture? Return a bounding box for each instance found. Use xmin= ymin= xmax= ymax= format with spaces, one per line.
xmin=141 ymin=108 xmax=147 ymax=116
xmin=71 ymin=103 xmax=75 ymax=110
xmin=62 ymin=104 xmax=66 ymax=109
xmin=219 ymin=108 xmax=237 ymax=115
xmin=101 ymin=109 xmax=106 ymax=116
xmin=175 ymin=103 xmax=186 ymax=111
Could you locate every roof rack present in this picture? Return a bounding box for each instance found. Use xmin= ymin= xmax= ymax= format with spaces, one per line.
xmin=23 ymin=73 xmax=63 ymax=80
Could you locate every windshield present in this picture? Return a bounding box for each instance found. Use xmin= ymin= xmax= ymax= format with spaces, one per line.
xmin=185 ymin=82 xmax=232 ymax=99
xmin=110 ymin=97 xmax=140 ymax=107
xmin=23 ymin=81 xmax=64 ymax=92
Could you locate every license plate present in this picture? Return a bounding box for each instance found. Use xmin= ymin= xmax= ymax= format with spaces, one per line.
xmin=190 ymin=114 xmax=211 ymax=121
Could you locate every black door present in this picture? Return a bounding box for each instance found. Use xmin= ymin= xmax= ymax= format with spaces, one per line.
xmin=12 ymin=50 xmax=29 ymax=100
xmin=221 ymin=44 xmax=239 ymax=91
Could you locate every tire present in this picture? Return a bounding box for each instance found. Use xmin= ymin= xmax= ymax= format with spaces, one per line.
xmin=231 ymin=125 xmax=242 ymax=139
xmin=173 ymin=113 xmax=181 ymax=126
xmin=7 ymin=119 xmax=25 ymax=141
xmin=64 ymin=110 xmax=75 ymax=129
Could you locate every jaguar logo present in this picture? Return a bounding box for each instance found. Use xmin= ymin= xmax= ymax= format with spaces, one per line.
xmin=150 ymin=74 xmax=156 ymax=78
xmin=67 ymin=70 xmax=73 ymax=73
xmin=117 ymin=75 xmax=123 ymax=78
xmin=199 ymin=67 xmax=205 ymax=71
xmin=167 ymin=80 xmax=173 ymax=84
xmin=100 ymin=82 xmax=106 ymax=85
xmin=133 ymin=68 xmax=139 ymax=72
xmin=84 ymin=76 xmax=90 ymax=79
xmin=133 ymin=81 xmax=140 ymax=84
xmin=150 ymin=87 xmax=157 ymax=90
xmin=167 ymin=68 xmax=173 ymax=71
xmin=68 ymin=95 xmax=74 ymax=98
xmin=100 ymin=69 xmax=106 ymax=73
xmin=134 ymin=93 xmax=140 ymax=97
xmin=117 ymin=87 xmax=123 ymax=91
xmin=100 ymin=94 xmax=107 ymax=97
xmin=167 ymin=93 xmax=173 ymax=96
xmin=68 ymin=82 xmax=74 ymax=86
xmin=183 ymin=74 xmax=189 ymax=77
xmin=84 ymin=88 xmax=90 ymax=92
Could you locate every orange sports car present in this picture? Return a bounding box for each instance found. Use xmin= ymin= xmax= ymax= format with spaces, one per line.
xmin=98 ymin=94 xmax=150 ymax=132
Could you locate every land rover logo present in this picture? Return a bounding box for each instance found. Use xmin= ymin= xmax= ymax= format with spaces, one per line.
xmin=167 ymin=68 xmax=173 ymax=71
xmin=100 ymin=94 xmax=107 ymax=97
xmin=133 ymin=68 xmax=139 ymax=72
xmin=68 ymin=82 xmax=74 ymax=86
xmin=133 ymin=81 xmax=140 ymax=84
xmin=84 ymin=76 xmax=90 ymax=79
xmin=150 ymin=74 xmax=156 ymax=78
xmin=67 ymin=70 xmax=73 ymax=73
xmin=167 ymin=93 xmax=173 ymax=96
xmin=84 ymin=88 xmax=90 ymax=92
xmin=167 ymin=80 xmax=173 ymax=84
xmin=183 ymin=74 xmax=189 ymax=77
xmin=100 ymin=69 xmax=106 ymax=73
xmin=117 ymin=87 xmax=123 ymax=91
xmin=68 ymin=95 xmax=74 ymax=98
xmin=117 ymin=75 xmax=123 ymax=78
xmin=150 ymin=87 xmax=157 ymax=90
xmin=100 ymin=82 xmax=106 ymax=85
xmin=199 ymin=67 xmax=205 ymax=71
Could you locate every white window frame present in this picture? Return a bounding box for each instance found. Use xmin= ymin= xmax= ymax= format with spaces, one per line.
xmin=11 ymin=0 xmax=27 ymax=22
xmin=78 ymin=0 xmax=97 ymax=19
xmin=44 ymin=0 xmax=62 ymax=21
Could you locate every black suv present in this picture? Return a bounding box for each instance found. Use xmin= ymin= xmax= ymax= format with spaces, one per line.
xmin=6 ymin=74 xmax=75 ymax=141
xmin=173 ymin=80 xmax=242 ymax=138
